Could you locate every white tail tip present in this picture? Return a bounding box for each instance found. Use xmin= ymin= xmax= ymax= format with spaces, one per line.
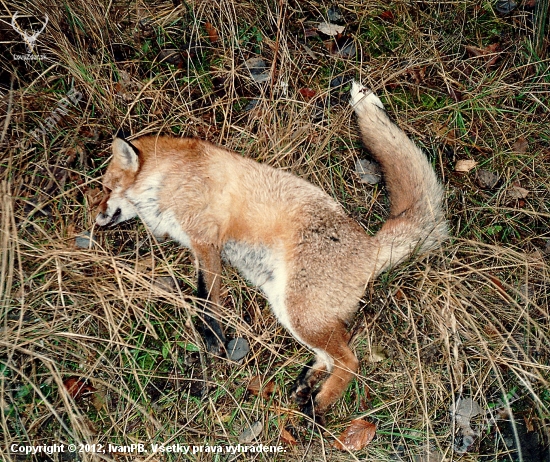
xmin=350 ymin=81 xmax=384 ymax=110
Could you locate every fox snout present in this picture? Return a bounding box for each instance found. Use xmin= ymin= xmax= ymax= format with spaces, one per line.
xmin=96 ymin=207 xmax=122 ymax=227
xmin=95 ymin=189 xmax=137 ymax=227
xmin=95 ymin=193 xmax=115 ymax=226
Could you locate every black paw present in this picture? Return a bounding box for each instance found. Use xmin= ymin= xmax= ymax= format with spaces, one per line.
xmin=301 ymin=399 xmax=326 ymax=428
xmin=204 ymin=332 xmax=226 ymax=357
xmin=291 ymin=385 xmax=311 ymax=406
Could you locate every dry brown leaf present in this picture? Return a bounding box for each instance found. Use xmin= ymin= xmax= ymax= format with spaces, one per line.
xmin=299 ymin=87 xmax=316 ymax=99
xmin=512 ymin=137 xmax=529 ymax=153
xmin=508 ymin=185 xmax=529 ymax=200
xmin=489 ymin=275 xmax=508 ymax=297
xmin=379 ymin=10 xmax=395 ymax=21
xmin=524 ymin=416 xmax=535 ymax=432
xmin=484 ymin=324 xmax=500 ymax=338
xmin=465 ymin=43 xmax=501 ymax=66
xmin=205 ymin=22 xmax=219 ymax=43
xmin=63 ymin=377 xmax=96 ymax=400
xmin=333 ymin=418 xmax=376 ymax=451
xmin=247 ymin=375 xmax=275 ymax=399
xmin=407 ymin=66 xmax=427 ymax=85
xmin=394 ymin=288 xmax=406 ymax=300
xmin=279 ymin=426 xmax=298 ymax=446
xmin=455 ymin=159 xmax=478 ymax=172
xmin=91 ymin=389 xmax=107 ymax=411
xmin=369 ymin=346 xmax=387 ymax=363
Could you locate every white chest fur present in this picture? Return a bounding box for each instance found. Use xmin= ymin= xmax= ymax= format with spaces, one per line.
xmin=126 ymin=173 xmax=191 ymax=248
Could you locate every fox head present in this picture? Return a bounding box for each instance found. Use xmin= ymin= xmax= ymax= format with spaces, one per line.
xmin=96 ymin=138 xmax=140 ymax=227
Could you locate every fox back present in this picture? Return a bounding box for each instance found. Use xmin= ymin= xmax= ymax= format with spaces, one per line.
xmin=96 ymin=82 xmax=447 ymax=423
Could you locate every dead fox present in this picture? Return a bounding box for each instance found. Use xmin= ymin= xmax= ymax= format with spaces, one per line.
xmin=95 ymin=82 xmax=447 ymax=422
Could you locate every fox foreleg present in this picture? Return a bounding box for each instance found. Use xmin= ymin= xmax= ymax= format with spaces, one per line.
xmin=193 ymin=243 xmax=226 ymax=356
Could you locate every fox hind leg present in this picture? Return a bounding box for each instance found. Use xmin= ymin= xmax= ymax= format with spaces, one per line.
xmin=291 ymin=357 xmax=328 ymax=406
xmin=291 ymin=323 xmax=359 ymax=423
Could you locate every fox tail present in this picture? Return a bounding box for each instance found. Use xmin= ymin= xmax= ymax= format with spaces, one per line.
xmin=350 ymin=81 xmax=448 ymax=277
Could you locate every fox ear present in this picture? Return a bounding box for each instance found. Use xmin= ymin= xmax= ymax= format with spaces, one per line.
xmin=112 ymin=138 xmax=139 ymax=172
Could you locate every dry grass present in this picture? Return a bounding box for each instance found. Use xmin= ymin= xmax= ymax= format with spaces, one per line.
xmin=1 ymin=0 xmax=549 ymax=461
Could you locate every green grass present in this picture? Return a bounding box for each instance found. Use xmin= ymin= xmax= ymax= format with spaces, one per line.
xmin=1 ymin=0 xmax=549 ymax=460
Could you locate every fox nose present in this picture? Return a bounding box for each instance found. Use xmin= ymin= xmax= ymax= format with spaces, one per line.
xmin=111 ymin=208 xmax=121 ymax=223
xmin=96 ymin=208 xmax=121 ymax=227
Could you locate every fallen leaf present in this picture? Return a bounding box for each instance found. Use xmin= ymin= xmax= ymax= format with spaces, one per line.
xmin=394 ymin=288 xmax=406 ymax=300
xmin=484 ymin=324 xmax=500 ymax=338
xmin=317 ymin=22 xmax=345 ymax=36
xmin=333 ymin=418 xmax=376 ymax=451
xmin=512 ymin=137 xmax=528 ymax=153
xmin=524 ymin=415 xmax=535 ymax=432
xmin=465 ymin=43 xmax=501 ymax=66
xmin=379 ymin=10 xmax=395 ymax=21
xmin=63 ymin=377 xmax=96 ymax=400
xmin=477 ymin=169 xmax=499 ymax=189
xmin=247 ymin=375 xmax=275 ymax=399
xmin=369 ymin=346 xmax=387 ymax=363
xmin=406 ymin=66 xmax=427 ymax=85
xmin=455 ymin=159 xmax=478 ymax=172
xmin=279 ymin=426 xmax=298 ymax=446
xmin=91 ymin=389 xmax=107 ymax=411
xmin=355 ymin=159 xmax=381 ymax=184
xmin=239 ymin=420 xmax=263 ymax=443
xmin=299 ymin=87 xmax=316 ymax=99
xmin=450 ymin=397 xmax=482 ymax=443
xmin=508 ymin=185 xmax=529 ymax=200
xmin=489 ymin=275 xmax=508 ymax=297
xmin=359 ymin=396 xmax=371 ymax=412
xmin=204 ymin=22 xmax=219 ymax=43
xmin=244 ymin=57 xmax=270 ymax=83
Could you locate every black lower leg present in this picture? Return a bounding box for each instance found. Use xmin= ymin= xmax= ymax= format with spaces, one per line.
xmin=197 ymin=270 xmax=226 ymax=355
xmin=291 ymin=359 xmax=315 ymax=405
xmin=301 ymin=389 xmax=326 ymax=426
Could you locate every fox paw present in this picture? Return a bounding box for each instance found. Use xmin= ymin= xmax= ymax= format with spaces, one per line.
xmin=290 ymin=384 xmax=312 ymax=406
xmin=204 ymin=335 xmax=226 ymax=357
xmin=301 ymin=397 xmax=326 ymax=428
xmin=350 ymin=81 xmax=384 ymax=110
